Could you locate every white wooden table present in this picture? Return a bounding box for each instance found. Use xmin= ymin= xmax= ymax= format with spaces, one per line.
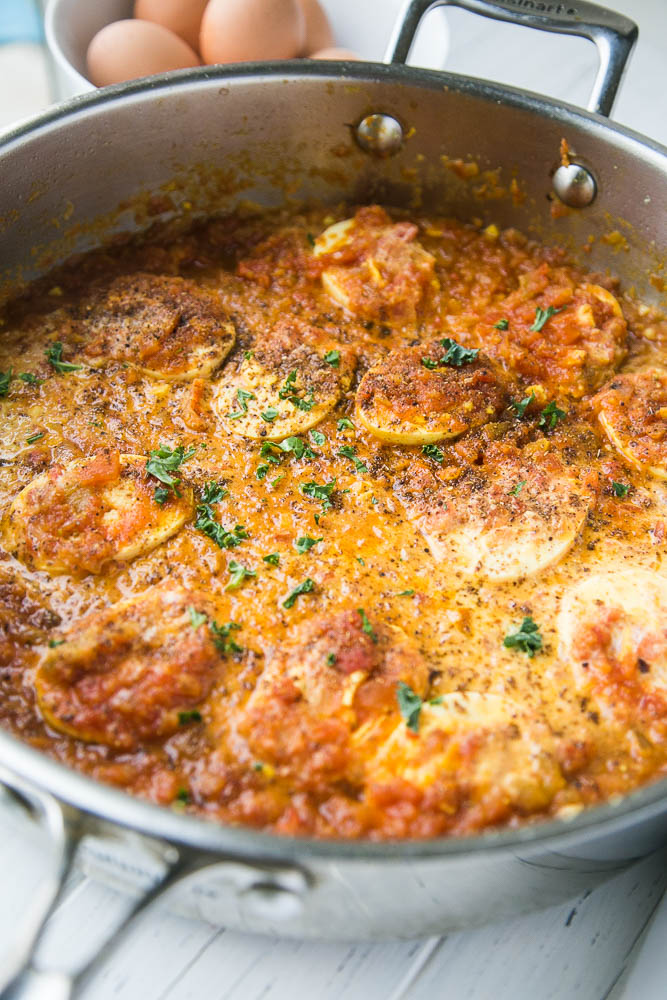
xmin=1 ymin=1 xmax=666 ymax=997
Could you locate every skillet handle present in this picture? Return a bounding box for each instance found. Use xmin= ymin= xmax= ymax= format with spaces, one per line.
xmin=0 ymin=768 xmax=189 ymax=1000
xmin=0 ymin=767 xmax=81 ymax=997
xmin=385 ymin=0 xmax=638 ymax=117
xmin=0 ymin=769 xmax=312 ymax=999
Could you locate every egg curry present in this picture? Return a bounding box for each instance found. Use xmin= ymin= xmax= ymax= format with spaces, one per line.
xmin=0 ymin=204 xmax=666 ymax=840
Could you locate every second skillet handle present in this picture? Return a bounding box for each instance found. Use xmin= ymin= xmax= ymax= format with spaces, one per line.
xmin=0 ymin=768 xmax=188 ymax=1000
xmin=385 ymin=0 xmax=638 ymax=117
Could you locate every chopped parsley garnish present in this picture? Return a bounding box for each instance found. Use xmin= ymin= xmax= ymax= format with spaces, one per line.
xmin=187 ymin=605 xmax=242 ymax=654
xmin=530 ymin=305 xmax=563 ymax=332
xmin=396 ymin=589 xmax=415 ymax=596
xmin=356 ymin=556 xmax=365 ymax=566
xmin=422 ymin=443 xmax=444 ymax=464
xmin=25 ymin=431 xmax=44 ymax=444
xmin=357 ymin=607 xmax=378 ymax=643
xmin=397 ymin=686 xmax=446 ymax=728
xmin=439 ymin=338 xmax=479 ymax=367
xmin=421 ymin=339 xmax=479 ymax=371
xmin=259 ymin=443 xmax=281 ymax=466
xmin=278 ymin=370 xmax=298 ymax=398
xmin=310 ymin=429 xmax=326 ymax=446
xmin=301 ymin=479 xmax=336 ymax=513
xmin=261 ymin=407 xmax=279 ymax=423
xmin=509 ymin=479 xmax=526 ymax=497
xmin=291 ymin=389 xmax=315 ymax=412
xmin=227 ymin=387 xmax=256 ymax=420
xmin=295 ymin=535 xmax=322 ymax=553
xmin=195 ymin=482 xmax=248 ymax=549
xmin=326 ymin=652 xmax=336 ymax=667
xmin=494 ymin=318 xmax=509 ymax=330
xmin=146 ymin=443 xmax=196 ymax=497
xmin=45 ymin=341 xmax=82 ymax=374
xmin=281 ymin=436 xmax=313 ymax=459
xmin=188 ymin=606 xmax=208 ymax=628
xmin=237 ymin=388 xmax=255 ymax=408
xmin=256 ymin=464 xmax=269 ymax=480
xmin=306 ymin=232 xmax=316 ymax=248
xmin=201 ymin=482 xmax=227 ymax=504
xmin=153 ymin=486 xmax=171 ymax=505
xmin=209 ymin=619 xmax=243 ymax=654
xmin=611 ymin=481 xmax=631 ymax=499
xmin=283 ymin=577 xmax=315 ymax=609
xmin=263 ymin=552 xmax=280 ymax=566
xmin=539 ymin=400 xmax=567 ymax=431
xmin=323 ymin=349 xmax=340 ymax=367
xmin=175 ymin=788 xmax=190 ymax=804
xmin=243 ymin=350 xmax=253 ymax=360
xmin=0 ymin=370 xmax=12 ymax=396
xmin=338 ymin=445 xmax=367 ymax=473
xmin=397 ymin=681 xmax=423 ymax=733
xmin=196 ymin=512 xmax=248 ymax=551
xmin=510 ymin=393 xmax=535 ymax=419
xmin=178 ymin=710 xmax=202 ymax=725
xmin=48 ymin=639 xmax=65 ymax=648
xmin=278 ymin=369 xmax=315 ymax=411
xmin=503 ymin=616 xmax=543 ymax=657
xmin=261 ymin=436 xmax=315 ymax=465
xmin=225 ymin=561 xmax=256 ymax=591
xmin=271 ymin=475 xmax=284 ymax=488
xmin=19 ymin=372 xmax=41 ymax=385
xmin=337 ymin=417 xmax=354 ymax=431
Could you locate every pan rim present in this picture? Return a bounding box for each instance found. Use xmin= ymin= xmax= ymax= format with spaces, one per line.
xmin=0 ymin=59 xmax=666 ymax=160
xmin=3 ymin=724 xmax=667 ymax=862
xmin=1 ymin=61 xmax=666 ymax=863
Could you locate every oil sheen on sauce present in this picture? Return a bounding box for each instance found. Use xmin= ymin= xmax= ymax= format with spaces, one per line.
xmin=0 ymin=204 xmax=665 ymax=841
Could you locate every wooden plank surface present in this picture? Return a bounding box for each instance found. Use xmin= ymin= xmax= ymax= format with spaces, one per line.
xmin=3 ymin=837 xmax=665 ymax=1000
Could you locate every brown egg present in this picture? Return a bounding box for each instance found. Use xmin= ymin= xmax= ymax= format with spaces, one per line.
xmin=200 ymin=0 xmax=305 ymax=63
xmin=297 ymin=0 xmax=333 ymax=54
xmin=310 ymin=47 xmax=360 ymax=60
xmin=134 ymin=0 xmax=209 ymax=53
xmin=87 ymin=20 xmax=200 ymax=87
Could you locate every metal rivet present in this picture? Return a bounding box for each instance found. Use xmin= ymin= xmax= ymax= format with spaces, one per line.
xmin=552 ymin=163 xmax=597 ymax=209
xmin=354 ymin=114 xmax=404 ymax=157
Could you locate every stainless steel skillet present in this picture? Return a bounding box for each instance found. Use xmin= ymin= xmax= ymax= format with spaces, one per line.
xmin=0 ymin=0 xmax=666 ymax=995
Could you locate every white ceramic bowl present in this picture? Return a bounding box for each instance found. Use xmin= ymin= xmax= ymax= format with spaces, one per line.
xmin=45 ymin=0 xmax=450 ymax=100
xmin=45 ymin=0 xmax=131 ymax=98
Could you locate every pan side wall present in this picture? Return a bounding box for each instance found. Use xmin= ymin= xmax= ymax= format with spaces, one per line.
xmin=1 ymin=68 xmax=667 ymax=937
xmin=0 ymin=69 xmax=665 ymax=305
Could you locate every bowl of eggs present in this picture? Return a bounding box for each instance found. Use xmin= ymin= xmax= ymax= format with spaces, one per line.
xmin=45 ymin=0 xmax=450 ymax=99
xmin=44 ymin=0 xmax=358 ymax=98
xmin=45 ymin=0 xmax=370 ymax=97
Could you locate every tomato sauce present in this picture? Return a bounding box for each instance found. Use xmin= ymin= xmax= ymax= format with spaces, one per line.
xmin=0 ymin=203 xmax=666 ymax=840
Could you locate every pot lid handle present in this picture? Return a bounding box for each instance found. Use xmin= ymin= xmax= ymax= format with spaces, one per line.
xmin=385 ymin=0 xmax=638 ymax=118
